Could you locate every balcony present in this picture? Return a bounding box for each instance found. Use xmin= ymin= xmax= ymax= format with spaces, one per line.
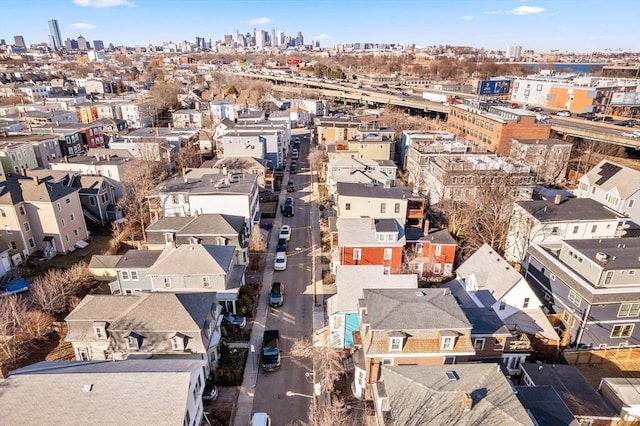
xmin=506 ymin=327 xmax=532 ymax=352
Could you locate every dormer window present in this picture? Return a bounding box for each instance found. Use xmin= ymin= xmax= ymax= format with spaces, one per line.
xmin=93 ymin=322 xmax=107 ymax=340
xmin=387 ymin=233 xmax=396 ymax=242
xmin=202 ymin=276 xmax=211 ymax=288
xmin=377 ymin=233 xmax=386 ymax=242
xmin=170 ymin=334 xmax=185 ymax=350
xmin=188 ymin=237 xmax=199 ymax=245
xmin=389 ymin=336 xmax=404 ymax=351
xmin=125 ymin=333 xmax=140 ymax=351
xmin=440 ymin=332 xmax=457 ymax=351
xmin=164 ymin=233 xmax=174 ymax=244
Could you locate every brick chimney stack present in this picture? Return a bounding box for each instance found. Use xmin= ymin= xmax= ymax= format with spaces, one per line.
xmin=463 ymin=393 xmax=473 ymax=411
xmin=554 ymin=194 xmax=562 ymax=205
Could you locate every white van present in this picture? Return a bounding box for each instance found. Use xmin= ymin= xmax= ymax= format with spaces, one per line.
xmin=250 ymin=412 xmax=271 ymax=426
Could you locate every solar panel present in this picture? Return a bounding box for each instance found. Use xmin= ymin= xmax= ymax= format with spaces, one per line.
xmin=445 ymin=371 xmax=459 ymax=381
xmin=594 ymin=162 xmax=622 ymax=186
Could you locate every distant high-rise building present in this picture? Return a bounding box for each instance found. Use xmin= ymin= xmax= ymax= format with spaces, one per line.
xmin=93 ymin=40 xmax=104 ymax=51
xmin=276 ymin=30 xmax=284 ymax=47
xmin=506 ymin=45 xmax=522 ymax=61
xmin=255 ymin=30 xmax=267 ymax=49
xmin=77 ymin=35 xmax=88 ymax=51
xmin=270 ymin=28 xmax=276 ymax=47
xmin=0 ymin=39 xmax=5 ymax=46
xmin=14 ymin=35 xmax=25 ymax=48
xmin=224 ymin=35 xmax=233 ymax=45
xmin=64 ymin=38 xmax=78 ymax=50
xmin=48 ymin=19 xmax=63 ymax=50
xmin=296 ymin=31 xmax=304 ymax=46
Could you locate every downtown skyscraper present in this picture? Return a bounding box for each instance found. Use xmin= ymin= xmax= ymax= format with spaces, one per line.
xmin=48 ymin=19 xmax=63 ymax=50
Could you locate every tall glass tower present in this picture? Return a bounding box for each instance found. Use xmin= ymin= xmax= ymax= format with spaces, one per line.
xmin=48 ymin=19 xmax=63 ymax=50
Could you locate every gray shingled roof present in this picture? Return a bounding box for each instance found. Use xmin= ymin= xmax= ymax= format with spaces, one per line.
xmin=564 ymin=237 xmax=640 ymax=270
xmin=515 ymin=386 xmax=579 ymax=426
xmin=1 ymin=359 xmax=204 ymax=426
xmin=336 ymin=182 xmax=412 ymax=199
xmin=362 ymin=288 xmax=471 ymax=331
xmin=328 ymin=266 xmax=417 ymax=314
xmin=455 ymin=243 xmax=523 ymax=301
xmin=520 ymin=363 xmax=618 ymax=418
xmin=379 ymin=364 xmax=533 ymax=426
xmin=462 ymin=307 xmax=511 ymax=336
xmin=336 ymin=218 xmax=405 ymax=247
xmin=114 ymin=249 xmax=163 ymax=269
xmin=147 ymin=243 xmax=235 ymax=276
xmin=516 ymin=197 xmax=623 ymax=222
xmin=581 ymin=160 xmax=640 ymax=199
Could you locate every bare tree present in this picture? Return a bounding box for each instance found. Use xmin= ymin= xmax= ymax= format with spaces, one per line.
xmin=30 ymin=264 xmax=94 ymax=315
xmin=290 ymin=337 xmax=347 ymax=395
xmin=150 ymin=81 xmax=181 ymax=124
xmin=117 ymin=158 xmax=166 ymax=241
xmin=0 ymin=295 xmax=29 ymax=362
xmin=175 ymin=142 xmax=202 ymax=170
xmin=293 ymin=396 xmax=353 ymax=426
xmin=307 ymin=147 xmax=326 ymax=182
xmin=249 ymin=225 xmax=268 ymax=252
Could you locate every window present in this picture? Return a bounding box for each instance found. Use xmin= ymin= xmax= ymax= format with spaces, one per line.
xmin=57 ymin=203 xmax=61 ymax=212
xmin=619 ymin=303 xmax=640 ymax=318
xmin=28 ymin=238 xmax=35 ymax=248
xmin=605 ymin=271 xmax=614 ymax=285
xmin=23 ymin=222 xmax=30 ymax=232
xmin=441 ymin=336 xmax=455 ymax=350
xmin=383 ymin=248 xmax=392 ymax=260
xmin=573 ymin=225 xmax=579 ymax=234
xmin=65 ymin=235 xmax=70 ymax=243
xmin=172 ymin=194 xmax=180 ymax=204
xmin=380 ymin=203 xmax=386 ymax=214
xmin=562 ymin=310 xmax=572 ymax=323
xmin=591 ymin=225 xmax=597 ymax=233
xmin=353 ymin=248 xmax=361 ymax=261
xmin=202 ymin=276 xmax=211 ymax=288
xmin=383 ymin=266 xmax=391 ymax=274
xmin=435 ymin=245 xmax=442 ymax=256
xmin=394 ymin=203 xmax=400 ymax=214
xmin=382 ymin=358 xmax=393 ymax=366
xmin=10 ymin=241 xmax=16 ymax=250
xmin=61 ymin=218 xmax=66 ymax=227
xmin=90 ymin=198 xmax=96 ymax=206
xmin=568 ymin=290 xmax=582 ymax=307
xmin=70 ymin=213 xmax=75 ymax=221
xmin=389 ymin=337 xmax=403 ymax=351
xmin=523 ymin=298 xmax=530 ymax=309
xmin=126 ymin=336 xmax=139 ymax=350
xmin=121 ymin=271 xmax=130 ymax=280
xmin=19 ymin=206 xmax=25 ymax=215
xmin=0 ymin=209 xmax=4 ymax=217
xmin=474 ymin=338 xmax=485 ymax=351
xmin=377 ymin=233 xmax=386 ymax=242
xmin=170 ymin=336 xmax=184 ymax=350
xmin=345 ymin=203 xmax=351 ymax=211
xmin=93 ymin=325 xmax=106 ymax=339
xmin=65 ymin=198 xmax=71 ymax=204
xmin=387 ymin=233 xmax=395 ymax=242
xmin=611 ymin=324 xmax=634 ymax=338
xmin=629 ymin=199 xmax=635 ymax=208
xmin=433 ymin=263 xmax=441 ymax=274
xmin=415 ymin=243 xmax=423 ymax=254
xmin=499 ymin=301 xmax=506 ymax=310
xmin=73 ymin=229 xmax=79 ymax=237
xmin=551 ymin=226 xmax=559 ymax=234
xmin=163 ymin=277 xmax=172 ymax=288
xmin=130 ymin=271 xmax=139 ymax=281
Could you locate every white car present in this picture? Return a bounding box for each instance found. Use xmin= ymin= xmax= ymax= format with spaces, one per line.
xmin=274 ymin=252 xmax=287 ymax=271
xmin=278 ymin=225 xmax=291 ymax=241
xmin=621 ymin=132 xmax=640 ymax=138
xmin=291 ymin=149 xmax=299 ymax=160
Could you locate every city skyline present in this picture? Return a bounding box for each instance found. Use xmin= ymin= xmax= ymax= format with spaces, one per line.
xmin=0 ymin=0 xmax=639 ymax=52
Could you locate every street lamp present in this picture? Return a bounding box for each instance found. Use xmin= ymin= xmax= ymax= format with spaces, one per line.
xmin=286 ymin=391 xmax=313 ymax=399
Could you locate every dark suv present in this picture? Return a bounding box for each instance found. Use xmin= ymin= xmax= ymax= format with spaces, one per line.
xmin=269 ymin=282 xmax=284 ymax=307
xmin=276 ymin=238 xmax=287 ymax=252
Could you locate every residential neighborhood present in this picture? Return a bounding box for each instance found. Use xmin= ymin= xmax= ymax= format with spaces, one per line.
xmin=1 ymin=6 xmax=640 ymax=426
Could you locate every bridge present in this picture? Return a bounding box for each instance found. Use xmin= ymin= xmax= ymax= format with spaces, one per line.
xmin=231 ymin=72 xmax=640 ymax=150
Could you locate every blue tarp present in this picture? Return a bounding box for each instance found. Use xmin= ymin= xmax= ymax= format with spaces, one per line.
xmin=0 ymin=277 xmax=31 ymax=296
xmin=345 ymin=313 xmax=360 ymax=348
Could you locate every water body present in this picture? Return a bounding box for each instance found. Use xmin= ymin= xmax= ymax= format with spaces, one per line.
xmin=521 ymin=63 xmax=607 ymax=75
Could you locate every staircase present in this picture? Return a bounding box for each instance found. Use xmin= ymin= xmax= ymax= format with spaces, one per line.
xmin=83 ymin=209 xmax=103 ymax=225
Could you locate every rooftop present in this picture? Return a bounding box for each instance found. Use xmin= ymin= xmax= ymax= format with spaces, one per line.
xmin=516 ymin=197 xmax=624 ymax=222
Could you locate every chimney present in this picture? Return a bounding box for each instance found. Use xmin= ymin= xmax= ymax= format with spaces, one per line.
xmin=423 ymin=219 xmax=430 ymax=234
xmin=182 ymin=167 xmax=187 ymax=177
xmin=20 ymin=167 xmax=27 ymax=177
xmin=33 ymin=175 xmax=40 ymax=185
xmin=64 ymin=156 xmax=69 ymax=163
xmin=554 ymin=194 xmax=562 ymax=205
xmin=56 ymin=120 xmax=60 ymax=127
xmin=155 ymin=127 xmax=159 ymax=136
xmin=463 ymin=393 xmax=473 ymax=411
xmin=194 ymin=210 xmax=200 ymax=217
xmin=171 ymin=241 xmax=177 ymax=249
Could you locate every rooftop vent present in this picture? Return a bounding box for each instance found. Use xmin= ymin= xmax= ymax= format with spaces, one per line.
xmin=83 ymin=384 xmax=93 ymax=392
xmin=415 ymin=291 xmax=425 ymax=297
xmin=446 ymin=371 xmax=459 ymax=381
xmin=595 ymin=252 xmax=609 ymax=263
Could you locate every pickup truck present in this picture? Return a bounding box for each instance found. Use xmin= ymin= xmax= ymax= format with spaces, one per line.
xmin=261 ymin=330 xmax=281 ymax=371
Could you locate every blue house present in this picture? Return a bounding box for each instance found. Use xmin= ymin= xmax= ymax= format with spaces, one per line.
xmin=523 ymin=237 xmax=640 ymax=350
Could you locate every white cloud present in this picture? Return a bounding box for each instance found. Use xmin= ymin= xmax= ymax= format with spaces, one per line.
xmin=73 ymin=0 xmax=136 ymax=7
xmin=313 ymin=33 xmax=331 ymax=40
xmin=71 ymin=22 xmax=96 ymax=30
xmin=484 ymin=10 xmax=501 ymax=15
xmin=460 ymin=15 xmax=474 ymax=20
xmin=247 ymin=17 xmax=272 ymax=25
xmin=507 ymin=6 xmax=546 ymax=15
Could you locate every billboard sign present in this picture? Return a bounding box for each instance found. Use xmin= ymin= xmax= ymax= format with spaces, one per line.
xmin=611 ymin=92 xmax=640 ymax=106
xmin=287 ymin=58 xmax=301 ymax=65
xmin=477 ymin=79 xmax=511 ymax=96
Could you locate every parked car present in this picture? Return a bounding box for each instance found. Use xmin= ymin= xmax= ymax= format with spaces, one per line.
xmin=282 ymin=198 xmax=294 ymax=218
xmin=279 ymin=225 xmax=291 ymax=241
xmin=602 ymin=116 xmax=615 ymax=122
xmin=276 ymin=238 xmax=288 ymax=252
xmin=291 ymin=149 xmax=299 ymax=160
xmin=616 ymin=119 xmax=638 ymax=127
xmin=622 ymin=132 xmax=640 ymax=138
xmin=577 ymin=112 xmax=597 ymax=120
xmin=260 ymin=330 xmax=280 ymax=371
xmin=202 ymin=383 xmax=219 ymax=401
xmin=274 ymin=252 xmax=287 ymax=271
xmin=286 ymin=181 xmax=295 ymax=192
xmin=269 ymin=282 xmax=284 ymax=307
xmin=528 ymin=106 xmax=544 ymax=112
xmin=537 ymin=114 xmax=551 ymax=122
xmin=260 ymin=221 xmax=273 ymax=231
xmin=290 ymin=162 xmax=298 ymax=174
xmin=223 ymin=313 xmax=247 ymax=328
xmin=251 ymin=413 xmax=272 ymax=426
xmin=557 ymin=110 xmax=572 ymax=117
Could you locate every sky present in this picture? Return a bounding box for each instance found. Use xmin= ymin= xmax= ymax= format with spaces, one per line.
xmin=1 ymin=0 xmax=639 ymax=53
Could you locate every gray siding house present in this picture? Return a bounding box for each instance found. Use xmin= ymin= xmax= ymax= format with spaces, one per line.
xmin=524 ymin=237 xmax=640 ymax=350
